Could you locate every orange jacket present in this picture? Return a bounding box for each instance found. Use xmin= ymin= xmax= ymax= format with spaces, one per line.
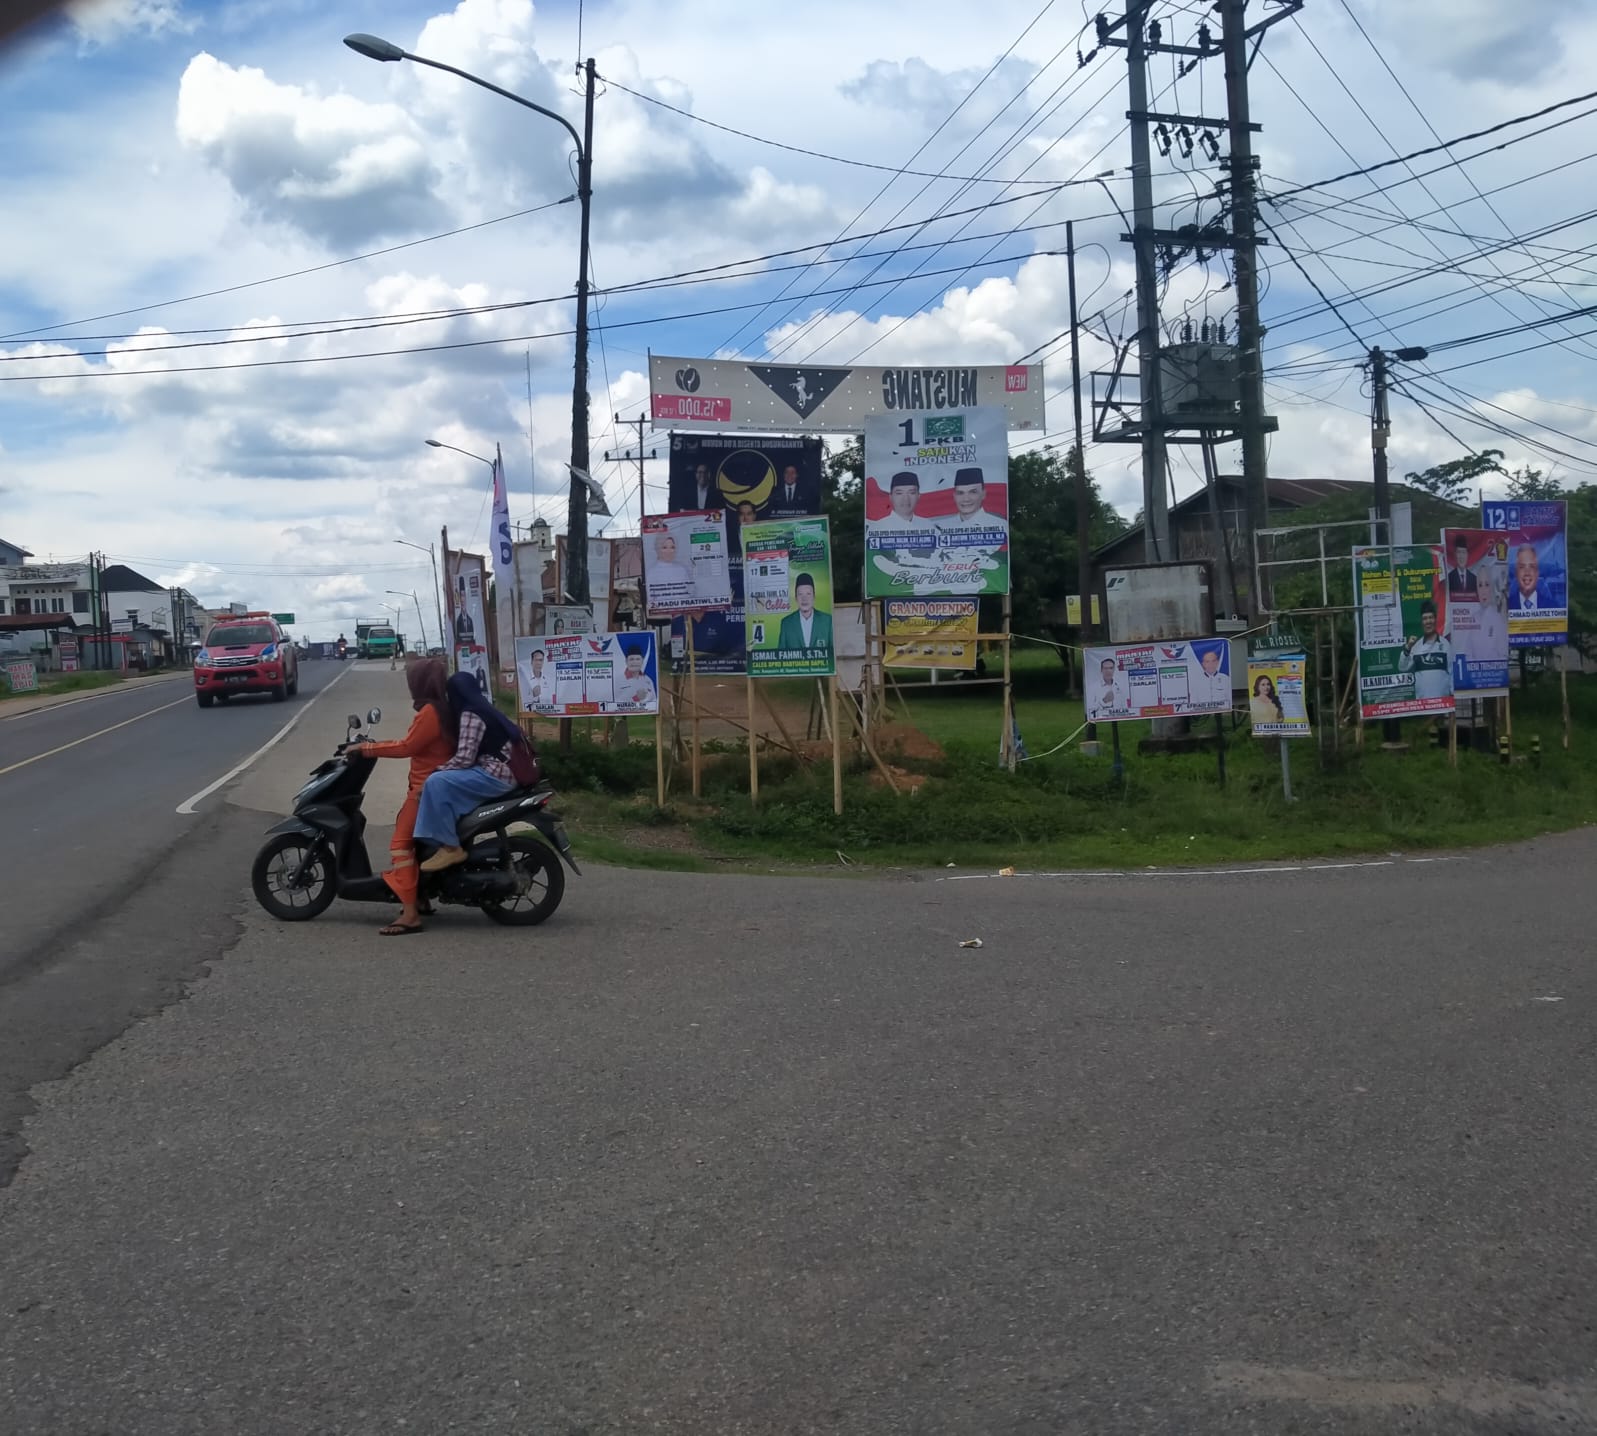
xmin=365 ymin=704 xmax=454 ymax=798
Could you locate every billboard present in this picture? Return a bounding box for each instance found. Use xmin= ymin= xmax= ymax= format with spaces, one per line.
xmin=516 ymin=631 xmax=659 ymax=717
xmin=667 ymin=433 xmax=822 ymax=522
xmin=672 ymin=564 xmax=746 ymax=675
xmin=649 ymin=355 xmax=1047 ymax=432
xmin=1246 ymin=655 xmax=1311 ymax=737
xmin=1438 ymin=529 xmax=1511 ymax=698
xmin=1354 ymin=545 xmax=1454 ymax=720
xmin=742 ymin=516 xmax=835 ymax=677
xmin=1083 ymin=639 xmax=1233 ymax=722
xmin=642 ymin=510 xmax=734 ymax=615
xmin=863 ymin=406 xmax=1010 ymax=598
xmin=543 ymin=604 xmax=595 ymax=637
xmin=1480 ymin=499 xmax=1568 ymax=647
xmin=447 ymin=549 xmax=490 ymax=691
xmin=883 ymin=598 xmax=980 ymax=670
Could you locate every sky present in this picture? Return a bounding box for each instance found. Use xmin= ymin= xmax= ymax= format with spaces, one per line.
xmin=3 ymin=0 xmax=1596 ymax=639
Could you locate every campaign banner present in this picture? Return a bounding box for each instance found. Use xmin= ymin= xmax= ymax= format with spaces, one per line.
xmin=864 ymin=406 xmax=1010 ymax=598
xmin=543 ymin=604 xmax=595 ymax=637
xmin=447 ymin=549 xmax=490 ymax=691
xmin=517 ymin=631 xmax=659 ymax=717
xmin=650 ymin=355 xmax=1046 ymax=432
xmin=1083 ymin=639 xmax=1233 ymax=722
xmin=671 ymin=561 xmax=746 ymax=674
xmin=642 ymin=510 xmax=734 ymax=615
xmin=1354 ymin=545 xmax=1454 ymax=720
xmin=883 ymin=598 xmax=979 ymax=670
xmin=1437 ymin=529 xmax=1511 ymax=697
xmin=667 ymin=433 xmax=823 ymax=523
xmin=742 ymin=517 xmax=835 ymax=677
xmin=1246 ymin=655 xmax=1311 ymax=737
xmin=489 ymin=448 xmax=515 ymax=689
xmin=1480 ymin=499 xmax=1568 ymax=646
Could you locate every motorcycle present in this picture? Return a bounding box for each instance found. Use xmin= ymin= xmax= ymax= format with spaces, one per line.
xmin=251 ymin=707 xmax=579 ymax=926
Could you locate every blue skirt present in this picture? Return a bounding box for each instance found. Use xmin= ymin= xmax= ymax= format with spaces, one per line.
xmin=414 ymin=767 xmax=515 ymax=847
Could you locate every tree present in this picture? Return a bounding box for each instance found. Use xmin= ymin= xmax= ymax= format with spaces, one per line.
xmin=1504 ymin=465 xmax=1564 ymax=502
xmin=1403 ymin=449 xmax=1504 ymax=504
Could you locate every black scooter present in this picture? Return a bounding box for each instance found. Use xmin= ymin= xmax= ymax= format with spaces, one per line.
xmin=251 ymin=707 xmax=579 ymax=926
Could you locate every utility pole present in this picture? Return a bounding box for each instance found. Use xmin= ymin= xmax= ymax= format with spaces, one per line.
xmin=1369 ymin=345 xmax=1391 ymax=524
xmin=1067 ymin=220 xmax=1097 ymax=740
xmin=603 ymin=413 xmax=658 ymax=538
xmin=1220 ymin=0 xmax=1269 ymax=611
xmin=565 ymin=56 xmax=597 ymax=609
xmin=1125 ymin=0 xmax=1170 ymax=561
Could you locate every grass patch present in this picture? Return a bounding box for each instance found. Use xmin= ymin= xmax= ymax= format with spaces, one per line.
xmin=0 ymin=669 xmax=129 ymax=701
xmin=519 ymin=659 xmax=1597 ymax=874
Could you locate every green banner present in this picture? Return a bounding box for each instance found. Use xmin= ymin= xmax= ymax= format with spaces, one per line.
xmin=271 ymin=612 xmax=295 ymax=625
xmin=741 ymin=517 xmax=835 ymax=677
xmin=1354 ymin=545 xmax=1454 ymax=720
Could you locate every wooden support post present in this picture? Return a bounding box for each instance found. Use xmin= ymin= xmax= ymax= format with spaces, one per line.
xmin=1448 ymin=710 xmax=1458 ymax=767
xmin=654 ymin=709 xmax=665 ymax=807
xmin=830 ymin=677 xmax=843 ymax=815
xmin=1561 ymin=648 xmax=1572 ymax=751
xmin=1001 ymin=595 xmax=1016 ymax=772
xmin=747 ymin=673 xmax=759 ymax=803
xmin=688 ymin=621 xmax=701 ymax=798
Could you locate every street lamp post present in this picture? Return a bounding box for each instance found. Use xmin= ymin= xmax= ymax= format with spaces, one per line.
xmin=395 ymin=538 xmax=446 ymax=659
xmin=388 ymin=589 xmax=430 ymax=654
xmin=346 ymin=33 xmax=595 ymax=609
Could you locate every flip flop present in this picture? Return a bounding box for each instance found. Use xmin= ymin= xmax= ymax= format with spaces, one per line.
xmin=379 ymin=922 xmax=424 ymax=937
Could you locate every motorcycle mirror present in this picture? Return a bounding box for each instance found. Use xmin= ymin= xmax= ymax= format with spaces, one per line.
xmin=367 ymin=707 xmax=382 ymax=725
xmin=346 ymin=713 xmax=361 ymax=731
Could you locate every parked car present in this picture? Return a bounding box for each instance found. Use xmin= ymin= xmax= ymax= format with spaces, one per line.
xmin=193 ymin=613 xmax=299 ymax=707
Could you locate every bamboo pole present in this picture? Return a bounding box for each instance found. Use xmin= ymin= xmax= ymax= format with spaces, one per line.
xmin=688 ymin=620 xmax=701 ymax=798
xmin=830 ymin=676 xmax=843 ymax=815
xmin=747 ymin=673 xmax=759 ymax=803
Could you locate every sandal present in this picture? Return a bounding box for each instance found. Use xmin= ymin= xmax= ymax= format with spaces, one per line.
xmin=379 ymin=921 xmax=424 ymax=937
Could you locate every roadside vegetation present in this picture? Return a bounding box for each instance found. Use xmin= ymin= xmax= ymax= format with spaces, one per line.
xmin=0 ymin=669 xmax=129 ymax=702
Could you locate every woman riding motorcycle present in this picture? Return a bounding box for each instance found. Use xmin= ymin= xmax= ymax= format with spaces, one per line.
xmin=414 ymin=673 xmax=526 ymax=873
xmin=346 ymin=658 xmax=453 ymax=936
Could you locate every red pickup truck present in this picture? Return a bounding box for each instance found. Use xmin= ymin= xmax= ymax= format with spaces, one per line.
xmin=194 ymin=613 xmax=300 ymax=707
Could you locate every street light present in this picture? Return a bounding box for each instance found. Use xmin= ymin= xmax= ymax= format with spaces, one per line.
xmin=388 ymin=588 xmax=430 ymax=654
xmin=347 ymin=32 xmax=596 ymax=608
xmin=395 ymin=538 xmax=447 ymax=658
xmin=424 ymin=437 xmax=494 ymax=469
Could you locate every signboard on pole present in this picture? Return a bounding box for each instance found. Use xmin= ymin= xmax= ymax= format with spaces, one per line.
xmin=1246 ymin=654 xmax=1311 ymax=737
xmin=863 ymin=406 xmax=1010 ymax=598
xmin=447 ymin=550 xmax=490 ymax=692
xmin=516 ymin=631 xmax=659 ymax=717
xmin=883 ymin=598 xmax=980 ymax=670
xmin=3 ymin=659 xmax=39 ymax=693
xmin=671 ymin=565 xmax=746 ymax=674
xmin=543 ymin=604 xmax=595 ymax=637
xmin=271 ymin=612 xmax=296 ymax=625
xmin=1480 ymin=499 xmax=1568 ymax=647
xmin=742 ymin=516 xmax=836 ymax=677
xmin=1083 ymin=639 xmax=1233 ymax=722
xmin=1353 ymin=545 xmax=1454 ymax=720
xmin=668 ymin=433 xmax=823 ymax=521
xmin=1438 ymin=528 xmax=1511 ymax=697
xmin=649 ymin=355 xmax=1046 ymax=432
xmin=642 ymin=511 xmax=734 ymax=615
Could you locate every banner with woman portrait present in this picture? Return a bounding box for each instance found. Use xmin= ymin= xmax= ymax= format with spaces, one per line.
xmin=1246 ymin=655 xmax=1311 ymax=737
xmin=1437 ymin=529 xmax=1511 ymax=698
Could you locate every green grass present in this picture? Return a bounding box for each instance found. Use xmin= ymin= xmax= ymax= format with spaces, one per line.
xmin=517 ymin=650 xmax=1597 ymax=874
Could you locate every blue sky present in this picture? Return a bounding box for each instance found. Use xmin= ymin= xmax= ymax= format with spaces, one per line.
xmin=3 ymin=0 xmax=1596 ymax=635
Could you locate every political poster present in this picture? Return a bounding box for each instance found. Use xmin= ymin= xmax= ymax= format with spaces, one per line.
xmin=447 ymin=549 xmax=490 ymax=691
xmin=1083 ymin=639 xmax=1233 ymax=722
xmin=1246 ymin=655 xmax=1311 ymax=737
xmin=642 ymin=511 xmax=734 ymax=615
xmin=543 ymin=604 xmax=595 ymax=637
xmin=667 ymin=433 xmax=822 ymax=522
xmin=650 ymin=355 xmax=1047 ymax=432
xmin=1353 ymin=545 xmax=1454 ymax=720
xmin=863 ymin=406 xmax=1010 ymax=598
xmin=742 ymin=516 xmax=835 ymax=678
xmin=883 ymin=598 xmax=979 ymax=670
xmin=671 ymin=564 xmax=746 ymax=675
xmin=1480 ymin=499 xmax=1568 ymax=646
xmin=1437 ymin=529 xmax=1511 ymax=698
xmin=516 ymin=631 xmax=659 ymax=717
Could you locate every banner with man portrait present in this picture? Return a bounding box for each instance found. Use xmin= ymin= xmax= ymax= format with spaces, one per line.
xmin=863 ymin=405 xmax=1010 ymax=598
xmin=671 ymin=564 xmax=746 ymax=674
xmin=447 ymin=549 xmax=490 ymax=690
xmin=1480 ymin=499 xmax=1568 ymax=647
xmin=667 ymin=433 xmax=823 ymax=524
xmin=742 ymin=516 xmax=835 ymax=678
xmin=1083 ymin=639 xmax=1233 ymax=722
xmin=1437 ymin=529 xmax=1511 ymax=697
xmin=516 ymin=631 xmax=659 ymax=717
xmin=1354 ymin=545 xmax=1454 ymax=720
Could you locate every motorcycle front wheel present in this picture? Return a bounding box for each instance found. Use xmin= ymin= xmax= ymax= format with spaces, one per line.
xmin=480 ymin=835 xmax=566 ymax=926
xmin=252 ymin=833 xmax=337 ymax=921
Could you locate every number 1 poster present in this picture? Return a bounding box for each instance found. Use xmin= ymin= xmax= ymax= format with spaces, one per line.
xmin=863 ymin=405 xmax=1009 ymax=598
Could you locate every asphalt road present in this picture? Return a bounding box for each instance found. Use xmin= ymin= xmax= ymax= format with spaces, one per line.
xmin=0 ymin=658 xmax=358 ymax=1183
xmin=0 ymin=670 xmax=1592 ymax=1436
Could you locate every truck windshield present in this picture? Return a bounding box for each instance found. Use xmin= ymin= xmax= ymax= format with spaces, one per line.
xmin=371 ymin=627 xmax=395 ymax=638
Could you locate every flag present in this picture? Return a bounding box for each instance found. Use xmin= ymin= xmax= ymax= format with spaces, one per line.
xmin=490 ymin=444 xmax=517 ymax=689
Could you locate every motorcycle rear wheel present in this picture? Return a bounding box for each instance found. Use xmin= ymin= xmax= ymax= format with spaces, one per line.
xmin=252 ymin=834 xmax=337 ymax=921
xmin=480 ymin=835 xmax=565 ymax=926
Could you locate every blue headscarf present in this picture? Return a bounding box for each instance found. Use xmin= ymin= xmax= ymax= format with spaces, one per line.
xmin=446 ymin=672 xmax=523 ymax=755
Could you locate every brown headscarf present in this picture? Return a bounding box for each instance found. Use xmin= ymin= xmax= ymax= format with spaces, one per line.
xmin=406 ymin=658 xmax=453 ymax=738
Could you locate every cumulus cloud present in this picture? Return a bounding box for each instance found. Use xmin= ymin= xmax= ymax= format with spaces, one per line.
xmin=64 ymin=0 xmax=191 ymax=43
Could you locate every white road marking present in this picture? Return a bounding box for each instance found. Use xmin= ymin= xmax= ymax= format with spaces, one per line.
xmin=0 ymin=674 xmax=189 ymax=723
xmin=0 ymin=694 xmax=193 ymax=777
xmin=176 ymin=665 xmax=352 ymax=815
xmin=937 ymin=856 xmax=1462 ymax=883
